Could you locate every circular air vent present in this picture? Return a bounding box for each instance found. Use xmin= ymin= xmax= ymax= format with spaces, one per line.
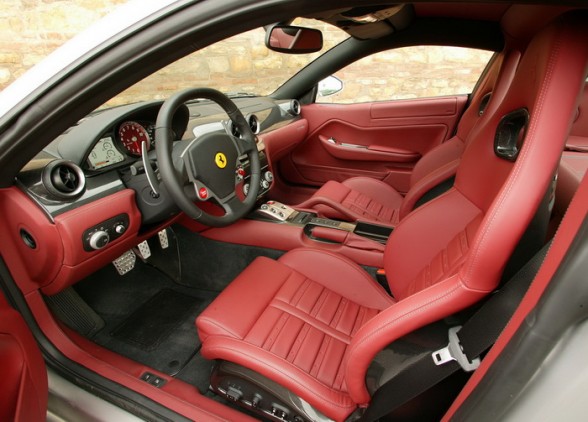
xmin=229 ymin=115 xmax=260 ymax=138
xmin=42 ymin=160 xmax=86 ymax=199
xmin=289 ymin=99 xmax=301 ymax=116
xmin=247 ymin=114 xmax=260 ymax=135
xmin=229 ymin=120 xmax=240 ymax=137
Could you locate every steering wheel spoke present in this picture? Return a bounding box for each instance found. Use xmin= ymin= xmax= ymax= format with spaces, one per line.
xmin=237 ymin=135 xmax=257 ymax=156
xmin=155 ymin=88 xmax=261 ymax=227
xmin=219 ymin=193 xmax=242 ymax=214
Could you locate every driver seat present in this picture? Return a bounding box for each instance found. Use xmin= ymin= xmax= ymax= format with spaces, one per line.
xmin=196 ymin=14 xmax=588 ymax=422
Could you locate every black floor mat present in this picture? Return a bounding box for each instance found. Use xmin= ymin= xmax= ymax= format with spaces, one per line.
xmin=111 ymin=289 xmax=202 ymax=351
xmin=74 ymin=261 xmax=215 ymax=377
xmin=67 ymin=228 xmax=284 ymax=389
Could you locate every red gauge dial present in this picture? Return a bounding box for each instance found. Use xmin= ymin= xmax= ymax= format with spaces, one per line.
xmin=118 ymin=121 xmax=150 ymax=156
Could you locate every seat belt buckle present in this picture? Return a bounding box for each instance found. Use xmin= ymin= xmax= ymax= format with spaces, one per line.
xmin=432 ymin=326 xmax=480 ymax=372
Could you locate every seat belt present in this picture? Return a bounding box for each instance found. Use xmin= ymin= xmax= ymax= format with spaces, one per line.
xmin=360 ymin=241 xmax=550 ymax=422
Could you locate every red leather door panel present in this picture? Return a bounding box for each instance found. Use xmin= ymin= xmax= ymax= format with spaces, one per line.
xmin=0 ymin=292 xmax=47 ymax=422
xmin=280 ymin=96 xmax=468 ymax=194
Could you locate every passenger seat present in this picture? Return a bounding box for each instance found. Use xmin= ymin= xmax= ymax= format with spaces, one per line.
xmin=296 ymin=50 xmax=520 ymax=226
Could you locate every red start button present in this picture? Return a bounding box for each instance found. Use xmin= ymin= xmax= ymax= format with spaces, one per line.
xmin=198 ymin=187 xmax=208 ymax=199
xmin=237 ymin=168 xmax=246 ymax=177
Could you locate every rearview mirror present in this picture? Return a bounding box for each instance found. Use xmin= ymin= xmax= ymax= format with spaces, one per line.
xmin=265 ymin=25 xmax=323 ymax=54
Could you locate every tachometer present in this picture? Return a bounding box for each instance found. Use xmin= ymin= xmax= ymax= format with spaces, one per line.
xmin=118 ymin=121 xmax=150 ymax=156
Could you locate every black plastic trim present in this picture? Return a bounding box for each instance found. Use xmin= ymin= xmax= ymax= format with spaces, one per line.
xmin=494 ymin=108 xmax=530 ymax=162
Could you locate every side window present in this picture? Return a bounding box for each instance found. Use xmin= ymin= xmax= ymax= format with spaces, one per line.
xmin=318 ymin=46 xmax=493 ymax=103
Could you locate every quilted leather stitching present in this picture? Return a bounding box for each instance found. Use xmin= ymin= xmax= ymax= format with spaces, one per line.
xmin=400 ymin=218 xmax=479 ymax=299
xmin=342 ymin=189 xmax=398 ymax=224
xmin=243 ymin=274 xmax=379 ymax=391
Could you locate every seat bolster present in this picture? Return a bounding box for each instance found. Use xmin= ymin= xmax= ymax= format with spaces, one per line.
xmin=201 ymin=336 xmax=357 ymax=421
xmin=196 ymin=257 xmax=292 ymax=341
xmin=408 ymin=137 xmax=464 ymax=187
xmin=307 ymin=180 xmax=351 ymax=203
xmin=344 ymin=275 xmax=489 ymax=404
xmin=296 ymin=180 xmax=355 ymax=221
xmin=399 ymin=158 xmax=461 ymax=219
xmin=298 ymin=177 xmax=403 ymax=224
xmin=279 ymin=248 xmax=395 ymax=310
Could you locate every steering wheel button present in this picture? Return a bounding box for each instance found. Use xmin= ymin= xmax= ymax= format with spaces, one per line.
xmin=198 ymin=187 xmax=209 ymax=199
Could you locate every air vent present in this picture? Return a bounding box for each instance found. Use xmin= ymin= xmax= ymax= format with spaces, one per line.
xmin=42 ymin=160 xmax=86 ymax=199
xmin=247 ymin=114 xmax=260 ymax=135
xmin=229 ymin=121 xmax=240 ymax=137
xmin=289 ymin=99 xmax=301 ymax=116
xmin=229 ymin=115 xmax=260 ymax=138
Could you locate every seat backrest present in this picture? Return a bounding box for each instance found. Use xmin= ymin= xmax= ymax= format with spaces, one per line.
xmin=345 ymin=12 xmax=588 ymax=405
xmin=398 ymin=50 xmax=520 ymax=219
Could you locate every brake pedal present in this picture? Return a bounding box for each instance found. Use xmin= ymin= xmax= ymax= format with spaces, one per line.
xmin=112 ymin=250 xmax=137 ymax=275
xmin=134 ymin=240 xmax=151 ymax=260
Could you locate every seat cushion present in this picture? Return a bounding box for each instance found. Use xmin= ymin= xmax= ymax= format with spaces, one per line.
xmin=308 ymin=177 xmax=404 ymax=225
xmin=197 ymin=249 xmax=394 ymax=421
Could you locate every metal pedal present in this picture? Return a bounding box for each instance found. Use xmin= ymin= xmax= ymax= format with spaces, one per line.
xmin=158 ymin=229 xmax=169 ymax=249
xmin=134 ymin=240 xmax=151 ymax=260
xmin=112 ymin=250 xmax=137 ymax=275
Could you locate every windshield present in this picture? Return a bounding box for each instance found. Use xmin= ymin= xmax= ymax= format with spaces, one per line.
xmin=103 ymin=19 xmax=349 ymax=108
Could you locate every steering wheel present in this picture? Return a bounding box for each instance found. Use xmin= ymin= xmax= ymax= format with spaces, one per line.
xmin=155 ymin=88 xmax=261 ymax=227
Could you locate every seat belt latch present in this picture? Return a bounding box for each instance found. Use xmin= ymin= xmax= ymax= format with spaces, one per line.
xmin=432 ymin=326 xmax=480 ymax=372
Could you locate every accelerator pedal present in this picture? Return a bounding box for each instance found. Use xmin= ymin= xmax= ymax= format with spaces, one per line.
xmin=143 ymin=228 xmax=182 ymax=284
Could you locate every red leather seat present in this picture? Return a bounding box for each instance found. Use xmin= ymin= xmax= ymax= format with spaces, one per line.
xmin=197 ymin=14 xmax=588 ymax=422
xmin=296 ymin=49 xmax=519 ymax=226
xmin=555 ymin=84 xmax=588 ymax=220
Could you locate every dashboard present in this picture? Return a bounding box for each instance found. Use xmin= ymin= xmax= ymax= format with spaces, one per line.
xmin=11 ymin=94 xmax=303 ymax=295
xmin=17 ymin=96 xmax=301 ymax=220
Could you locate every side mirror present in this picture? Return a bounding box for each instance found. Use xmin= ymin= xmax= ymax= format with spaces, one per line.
xmin=318 ymin=76 xmax=343 ymax=97
xmin=265 ymin=25 xmax=323 ymax=54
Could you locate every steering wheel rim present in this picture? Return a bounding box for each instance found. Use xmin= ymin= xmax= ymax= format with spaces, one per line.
xmin=155 ymin=88 xmax=261 ymax=227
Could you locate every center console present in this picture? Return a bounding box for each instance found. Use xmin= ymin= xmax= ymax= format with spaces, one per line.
xmin=237 ymin=149 xmax=273 ymax=199
xmin=195 ymin=200 xmax=393 ymax=269
xmin=253 ymin=200 xmax=393 ymax=245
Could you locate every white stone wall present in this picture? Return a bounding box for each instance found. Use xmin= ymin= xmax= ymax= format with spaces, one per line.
xmin=0 ymin=0 xmax=127 ymax=88
xmin=1 ymin=2 xmax=491 ymax=106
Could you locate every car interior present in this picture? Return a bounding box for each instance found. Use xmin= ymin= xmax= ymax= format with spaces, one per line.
xmin=1 ymin=2 xmax=588 ymax=422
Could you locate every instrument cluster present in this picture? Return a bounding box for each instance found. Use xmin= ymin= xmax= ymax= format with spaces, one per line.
xmin=86 ymin=120 xmax=157 ymax=171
